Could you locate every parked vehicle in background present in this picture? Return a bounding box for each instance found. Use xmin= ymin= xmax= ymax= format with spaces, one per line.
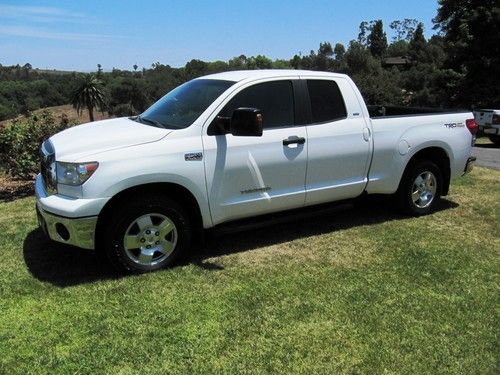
xmin=35 ymin=70 xmax=477 ymax=273
xmin=474 ymin=109 xmax=500 ymax=145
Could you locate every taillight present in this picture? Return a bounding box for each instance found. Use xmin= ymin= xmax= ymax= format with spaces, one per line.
xmin=466 ymin=118 xmax=478 ymax=135
xmin=492 ymin=115 xmax=500 ymax=125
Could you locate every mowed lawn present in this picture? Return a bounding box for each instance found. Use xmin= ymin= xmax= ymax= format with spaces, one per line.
xmin=0 ymin=168 xmax=498 ymax=374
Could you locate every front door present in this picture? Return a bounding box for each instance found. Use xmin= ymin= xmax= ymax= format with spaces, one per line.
xmin=202 ymin=79 xmax=308 ymax=225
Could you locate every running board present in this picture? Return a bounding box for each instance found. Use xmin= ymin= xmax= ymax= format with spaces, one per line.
xmin=211 ymin=200 xmax=355 ymax=236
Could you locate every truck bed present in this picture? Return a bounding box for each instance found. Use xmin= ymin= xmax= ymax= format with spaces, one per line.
xmin=368 ymin=105 xmax=469 ymax=118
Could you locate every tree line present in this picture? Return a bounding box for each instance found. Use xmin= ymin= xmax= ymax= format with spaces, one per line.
xmin=0 ymin=0 xmax=498 ymax=122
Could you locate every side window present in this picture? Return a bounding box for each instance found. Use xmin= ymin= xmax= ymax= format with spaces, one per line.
xmin=218 ymin=80 xmax=295 ymax=128
xmin=306 ymin=80 xmax=347 ymax=123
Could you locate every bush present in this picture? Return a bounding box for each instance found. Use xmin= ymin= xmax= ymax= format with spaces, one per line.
xmin=109 ymin=103 xmax=137 ymax=117
xmin=0 ymin=110 xmax=76 ymax=179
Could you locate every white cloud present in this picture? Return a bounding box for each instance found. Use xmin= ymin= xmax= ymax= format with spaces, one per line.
xmin=0 ymin=4 xmax=84 ymax=18
xmin=0 ymin=25 xmax=115 ymax=42
xmin=0 ymin=4 xmax=95 ymax=23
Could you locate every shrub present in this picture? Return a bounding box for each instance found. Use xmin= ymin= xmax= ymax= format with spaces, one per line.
xmin=109 ymin=103 xmax=137 ymax=117
xmin=0 ymin=110 xmax=76 ymax=180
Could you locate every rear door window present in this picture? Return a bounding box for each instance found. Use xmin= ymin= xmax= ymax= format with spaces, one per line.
xmin=306 ymin=80 xmax=347 ymax=123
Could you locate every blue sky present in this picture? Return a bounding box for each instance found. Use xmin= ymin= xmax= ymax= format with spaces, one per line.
xmin=0 ymin=0 xmax=439 ymax=71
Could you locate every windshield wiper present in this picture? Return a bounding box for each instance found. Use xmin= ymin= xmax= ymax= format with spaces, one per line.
xmin=140 ymin=116 xmax=165 ymax=128
xmin=135 ymin=116 xmax=166 ymax=129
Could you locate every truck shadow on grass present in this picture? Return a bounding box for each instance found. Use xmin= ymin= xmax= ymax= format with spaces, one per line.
xmin=23 ymin=197 xmax=459 ymax=287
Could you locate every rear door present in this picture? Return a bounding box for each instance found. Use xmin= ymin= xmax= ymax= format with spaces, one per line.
xmin=202 ymin=78 xmax=308 ymax=225
xmin=302 ymin=77 xmax=372 ymax=205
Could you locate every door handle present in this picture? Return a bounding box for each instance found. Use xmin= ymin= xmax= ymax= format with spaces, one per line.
xmin=283 ymin=137 xmax=306 ymax=146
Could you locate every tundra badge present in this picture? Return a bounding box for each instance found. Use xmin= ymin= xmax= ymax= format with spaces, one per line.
xmin=185 ymin=152 xmax=203 ymax=161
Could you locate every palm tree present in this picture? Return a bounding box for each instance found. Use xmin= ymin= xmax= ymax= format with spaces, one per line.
xmin=71 ymin=74 xmax=106 ymax=122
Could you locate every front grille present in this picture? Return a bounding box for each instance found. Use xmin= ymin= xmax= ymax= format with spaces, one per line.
xmin=40 ymin=140 xmax=57 ymax=195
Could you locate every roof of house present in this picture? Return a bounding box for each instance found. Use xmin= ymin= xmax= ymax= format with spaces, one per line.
xmin=383 ymin=56 xmax=410 ymax=65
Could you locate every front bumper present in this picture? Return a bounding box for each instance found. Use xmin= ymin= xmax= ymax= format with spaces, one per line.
xmin=36 ymin=204 xmax=97 ymax=249
xmin=35 ymin=173 xmax=105 ymax=249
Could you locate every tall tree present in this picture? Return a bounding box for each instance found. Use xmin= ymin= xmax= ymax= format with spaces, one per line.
xmin=390 ymin=18 xmax=419 ymax=42
xmin=71 ymin=75 xmax=106 ymax=122
xmin=315 ymin=42 xmax=334 ymax=70
xmin=334 ymin=43 xmax=346 ymax=61
xmin=408 ymin=23 xmax=427 ymax=62
xmin=367 ymin=20 xmax=388 ymax=58
xmin=434 ymin=0 xmax=500 ymax=107
xmin=96 ymin=63 xmax=103 ymax=79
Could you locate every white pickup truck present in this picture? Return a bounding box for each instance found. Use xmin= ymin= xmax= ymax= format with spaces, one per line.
xmin=474 ymin=109 xmax=500 ymax=145
xmin=36 ymin=70 xmax=477 ymax=272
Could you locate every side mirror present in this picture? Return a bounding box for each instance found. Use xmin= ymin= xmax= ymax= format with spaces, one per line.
xmin=230 ymin=108 xmax=263 ymax=137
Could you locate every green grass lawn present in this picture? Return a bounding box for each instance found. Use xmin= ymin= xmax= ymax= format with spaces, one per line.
xmin=1 ymin=168 xmax=499 ymax=374
xmin=475 ymin=136 xmax=494 ymax=145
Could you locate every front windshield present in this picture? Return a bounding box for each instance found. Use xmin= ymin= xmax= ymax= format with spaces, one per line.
xmin=138 ymin=79 xmax=235 ymax=129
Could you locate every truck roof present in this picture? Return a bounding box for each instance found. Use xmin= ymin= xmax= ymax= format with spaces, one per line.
xmin=199 ymin=69 xmax=348 ymax=82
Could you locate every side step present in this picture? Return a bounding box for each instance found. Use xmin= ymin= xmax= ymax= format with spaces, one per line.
xmin=211 ymin=200 xmax=355 ymax=236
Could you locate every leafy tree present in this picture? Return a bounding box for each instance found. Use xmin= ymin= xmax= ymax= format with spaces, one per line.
xmin=71 ymin=75 xmax=106 ymax=122
xmin=387 ymin=40 xmax=409 ymax=57
xmin=367 ymin=20 xmax=388 ymax=58
xmin=390 ymin=19 xmax=419 ymax=42
xmin=334 ymin=43 xmax=346 ymax=61
xmin=108 ymin=76 xmax=149 ymax=115
xmin=434 ymin=0 xmax=500 ymax=107
xmin=408 ymin=23 xmax=427 ymax=62
xmin=357 ymin=21 xmax=371 ymax=45
xmin=228 ymin=55 xmax=248 ymax=70
xmin=314 ymin=42 xmax=334 ymax=71
xmin=184 ymin=59 xmax=208 ymax=79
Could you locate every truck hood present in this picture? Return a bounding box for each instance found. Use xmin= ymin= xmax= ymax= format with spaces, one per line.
xmin=50 ymin=117 xmax=171 ymax=161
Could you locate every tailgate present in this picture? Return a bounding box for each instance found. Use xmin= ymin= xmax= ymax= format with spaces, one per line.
xmin=474 ymin=110 xmax=494 ymax=126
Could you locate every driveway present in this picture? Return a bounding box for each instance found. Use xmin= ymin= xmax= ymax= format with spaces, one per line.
xmin=472 ymin=144 xmax=500 ymax=171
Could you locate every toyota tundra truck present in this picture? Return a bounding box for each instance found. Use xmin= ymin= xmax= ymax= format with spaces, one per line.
xmin=36 ymin=70 xmax=477 ymax=272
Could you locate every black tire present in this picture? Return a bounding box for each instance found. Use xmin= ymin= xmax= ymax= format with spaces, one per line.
xmin=488 ymin=136 xmax=500 ymax=146
xmin=396 ymin=160 xmax=443 ymax=216
xmin=100 ymin=195 xmax=192 ymax=273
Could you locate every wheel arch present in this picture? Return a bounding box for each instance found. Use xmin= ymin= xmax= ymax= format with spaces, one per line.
xmin=399 ymin=146 xmax=451 ymax=196
xmin=96 ymin=182 xmax=205 ymax=248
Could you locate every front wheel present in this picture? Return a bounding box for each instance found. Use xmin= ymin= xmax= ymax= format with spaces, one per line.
xmin=101 ymin=195 xmax=192 ymax=273
xmin=397 ymin=160 xmax=442 ymax=216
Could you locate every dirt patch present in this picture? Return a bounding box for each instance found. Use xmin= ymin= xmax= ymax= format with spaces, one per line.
xmin=0 ymin=175 xmax=34 ymax=202
xmin=0 ymin=104 xmax=111 ymax=127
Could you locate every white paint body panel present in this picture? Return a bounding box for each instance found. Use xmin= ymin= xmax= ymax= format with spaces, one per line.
xmin=300 ymin=75 xmax=372 ymax=205
xmin=37 ymin=70 xmax=474 ymax=233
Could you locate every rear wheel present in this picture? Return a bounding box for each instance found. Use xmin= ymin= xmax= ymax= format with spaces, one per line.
xmin=101 ymin=195 xmax=191 ymax=273
xmin=397 ymin=160 xmax=442 ymax=216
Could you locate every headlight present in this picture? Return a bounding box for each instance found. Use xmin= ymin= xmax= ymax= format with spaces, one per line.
xmin=56 ymin=162 xmax=99 ymax=186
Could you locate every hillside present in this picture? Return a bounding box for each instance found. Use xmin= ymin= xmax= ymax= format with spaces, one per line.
xmin=0 ymin=104 xmax=111 ymax=127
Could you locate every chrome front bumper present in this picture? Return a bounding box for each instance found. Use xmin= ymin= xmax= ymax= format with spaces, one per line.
xmin=36 ymin=203 xmax=97 ymax=249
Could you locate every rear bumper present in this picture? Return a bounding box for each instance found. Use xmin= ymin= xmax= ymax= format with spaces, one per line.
xmin=36 ymin=204 xmax=97 ymax=249
xmin=464 ymin=156 xmax=476 ymax=175
xmin=483 ymin=125 xmax=500 ymax=135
